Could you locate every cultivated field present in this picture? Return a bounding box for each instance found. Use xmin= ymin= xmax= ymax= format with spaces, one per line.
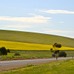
xmin=0 ymin=30 xmax=74 ymax=51
xmin=0 ymin=30 xmax=74 ymax=48
xmin=0 ymin=30 xmax=74 ymax=60
xmin=0 ymin=40 xmax=74 ymax=50
xmin=0 ymin=30 xmax=74 ymax=74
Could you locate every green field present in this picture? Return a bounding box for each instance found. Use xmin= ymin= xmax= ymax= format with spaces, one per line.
xmin=0 ymin=50 xmax=52 ymax=60
xmin=0 ymin=30 xmax=74 ymax=73
xmin=0 ymin=30 xmax=74 ymax=50
xmin=0 ymin=50 xmax=74 ymax=61
xmin=1 ymin=59 xmax=74 ymax=74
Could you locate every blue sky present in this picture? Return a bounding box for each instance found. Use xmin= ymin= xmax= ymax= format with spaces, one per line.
xmin=0 ymin=0 xmax=74 ymax=38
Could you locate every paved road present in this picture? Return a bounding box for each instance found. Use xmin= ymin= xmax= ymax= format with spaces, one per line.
xmin=0 ymin=57 xmax=73 ymax=71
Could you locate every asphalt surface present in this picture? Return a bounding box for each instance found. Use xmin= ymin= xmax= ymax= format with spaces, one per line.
xmin=0 ymin=57 xmax=73 ymax=71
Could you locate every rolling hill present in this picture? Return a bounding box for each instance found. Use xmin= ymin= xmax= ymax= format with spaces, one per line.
xmin=0 ymin=30 xmax=74 ymax=50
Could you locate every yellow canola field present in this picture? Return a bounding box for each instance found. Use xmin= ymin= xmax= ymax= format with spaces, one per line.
xmin=0 ymin=40 xmax=74 ymax=50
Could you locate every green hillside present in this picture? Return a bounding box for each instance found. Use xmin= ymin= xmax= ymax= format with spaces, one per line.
xmin=0 ymin=30 xmax=74 ymax=47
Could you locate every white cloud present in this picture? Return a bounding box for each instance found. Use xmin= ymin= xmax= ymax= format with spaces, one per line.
xmin=0 ymin=15 xmax=51 ymax=23
xmin=41 ymin=10 xmax=74 ymax=14
xmin=0 ymin=22 xmax=32 ymax=31
xmin=44 ymin=29 xmax=74 ymax=33
xmin=0 ymin=15 xmax=52 ymax=31
xmin=44 ymin=29 xmax=65 ymax=34
xmin=0 ymin=15 xmax=52 ymax=32
xmin=42 ymin=29 xmax=74 ymax=38
xmin=7 ymin=24 xmax=30 ymax=29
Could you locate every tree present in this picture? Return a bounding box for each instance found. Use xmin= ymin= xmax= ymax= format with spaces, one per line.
xmin=53 ymin=43 xmax=62 ymax=48
xmin=53 ymin=43 xmax=62 ymax=53
xmin=0 ymin=47 xmax=7 ymax=55
xmin=52 ymin=43 xmax=62 ymax=58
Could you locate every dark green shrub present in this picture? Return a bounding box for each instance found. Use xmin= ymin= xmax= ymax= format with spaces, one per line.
xmin=58 ymin=51 xmax=67 ymax=57
xmin=54 ymin=50 xmax=60 ymax=54
xmin=14 ymin=52 xmax=20 ymax=56
xmin=52 ymin=53 xmax=55 ymax=57
xmin=0 ymin=47 xmax=7 ymax=55
xmin=7 ymin=49 xmax=10 ymax=53
xmin=50 ymin=48 xmax=54 ymax=52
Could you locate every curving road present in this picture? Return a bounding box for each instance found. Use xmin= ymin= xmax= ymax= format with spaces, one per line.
xmin=0 ymin=57 xmax=73 ymax=71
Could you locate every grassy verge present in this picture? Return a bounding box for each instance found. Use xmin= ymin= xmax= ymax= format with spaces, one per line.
xmin=0 ymin=50 xmax=74 ymax=61
xmin=1 ymin=59 xmax=74 ymax=74
xmin=0 ymin=50 xmax=52 ymax=60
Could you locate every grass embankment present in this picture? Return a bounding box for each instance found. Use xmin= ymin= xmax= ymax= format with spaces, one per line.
xmin=1 ymin=59 xmax=74 ymax=74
